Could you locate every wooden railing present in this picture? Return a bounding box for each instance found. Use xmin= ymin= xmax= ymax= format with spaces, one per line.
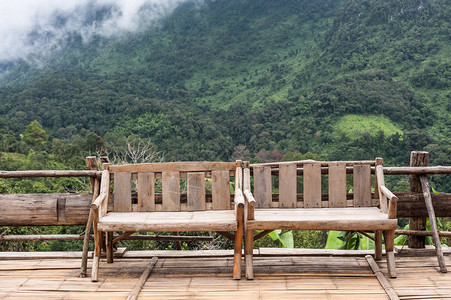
xmin=0 ymin=152 xmax=450 ymax=243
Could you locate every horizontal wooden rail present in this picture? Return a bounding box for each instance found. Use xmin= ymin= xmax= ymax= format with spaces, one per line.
xmin=0 ymin=170 xmax=101 ymax=178
xmin=395 ymin=230 xmax=451 ymax=238
xmin=255 ymin=166 xmax=451 ymax=176
xmin=0 ymin=234 xmax=214 ymax=242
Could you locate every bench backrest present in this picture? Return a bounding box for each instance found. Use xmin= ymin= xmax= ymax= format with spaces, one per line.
xmin=251 ymin=159 xmax=382 ymax=209
xmin=107 ymin=162 xmax=239 ymax=212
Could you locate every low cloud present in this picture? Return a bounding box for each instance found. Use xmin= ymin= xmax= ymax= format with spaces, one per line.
xmin=0 ymin=0 xmax=189 ymax=63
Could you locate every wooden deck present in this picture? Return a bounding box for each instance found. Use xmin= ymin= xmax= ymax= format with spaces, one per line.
xmin=0 ymin=249 xmax=450 ymax=299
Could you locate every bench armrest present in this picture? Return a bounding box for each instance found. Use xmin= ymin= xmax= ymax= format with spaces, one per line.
xmin=243 ymin=164 xmax=256 ymax=220
xmin=379 ymin=185 xmax=397 ymax=219
xmin=91 ymin=169 xmax=110 ymax=222
xmin=234 ymin=161 xmax=245 ymax=221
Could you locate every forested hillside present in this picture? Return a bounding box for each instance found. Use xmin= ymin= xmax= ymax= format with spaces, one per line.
xmin=0 ymin=0 xmax=449 ymax=190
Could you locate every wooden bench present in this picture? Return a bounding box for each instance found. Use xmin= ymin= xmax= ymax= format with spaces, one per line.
xmin=91 ymin=161 xmax=245 ymax=281
xmin=242 ymin=158 xmax=398 ymax=279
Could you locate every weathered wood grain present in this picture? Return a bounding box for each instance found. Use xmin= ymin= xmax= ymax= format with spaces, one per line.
xmin=353 ymin=165 xmax=371 ymax=207
xmin=187 ymin=172 xmax=206 ymax=211
xmin=279 ymin=163 xmax=297 ymax=208
xmin=253 ymin=166 xmax=272 ymax=208
xmin=212 ymin=169 xmax=230 ymax=210
xmin=328 ymin=163 xmax=346 ymax=208
xmin=304 ymin=163 xmax=321 ymax=208
xmin=162 ymin=171 xmax=181 ymax=212
xmin=137 ymin=172 xmax=155 ymax=212
xmin=114 ymin=172 xmax=132 ymax=212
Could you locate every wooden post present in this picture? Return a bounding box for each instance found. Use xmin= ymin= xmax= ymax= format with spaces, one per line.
xmin=408 ymin=151 xmax=428 ymax=248
xmin=420 ymin=176 xmax=447 ymax=273
xmin=80 ymin=156 xmax=99 ymax=278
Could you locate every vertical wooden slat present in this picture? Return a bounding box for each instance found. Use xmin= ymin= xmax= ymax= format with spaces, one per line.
xmin=212 ymin=170 xmax=230 ymax=210
xmin=137 ymin=172 xmax=155 ymax=212
xmin=162 ymin=171 xmax=180 ymax=212
xmin=113 ymin=172 xmax=132 ymax=212
xmin=328 ymin=163 xmax=347 ymax=208
xmin=253 ymin=166 xmax=272 ymax=208
xmin=187 ymin=172 xmax=206 ymax=211
xmin=279 ymin=163 xmax=297 ymax=208
xmin=304 ymin=163 xmax=321 ymax=208
xmin=353 ymin=165 xmax=371 ymax=207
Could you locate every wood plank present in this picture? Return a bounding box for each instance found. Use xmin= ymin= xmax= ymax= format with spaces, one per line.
xmin=253 ymin=166 xmax=272 ymax=208
xmin=304 ymin=163 xmax=321 ymax=208
xmin=212 ymin=169 xmax=230 ymax=210
xmin=138 ymin=172 xmax=155 ymax=212
xmin=113 ymin=172 xmax=132 ymax=212
xmin=353 ymin=165 xmax=371 ymax=207
xmin=111 ymin=162 xmax=235 ymax=173
xmin=279 ymin=163 xmax=297 ymax=208
xmin=162 ymin=171 xmax=180 ymax=212
xmin=187 ymin=172 xmax=206 ymax=211
xmin=328 ymin=163 xmax=347 ymax=208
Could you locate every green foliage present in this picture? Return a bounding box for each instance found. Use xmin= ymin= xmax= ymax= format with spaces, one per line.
xmin=268 ymin=230 xmax=294 ymax=248
xmin=325 ymin=231 xmax=374 ymax=250
xmin=23 ymin=121 xmax=48 ymax=150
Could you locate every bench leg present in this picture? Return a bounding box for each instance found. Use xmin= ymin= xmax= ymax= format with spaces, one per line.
xmin=233 ymin=215 xmax=243 ymax=280
xmin=384 ymin=230 xmax=397 ymax=278
xmin=375 ymin=230 xmax=382 ymax=261
xmin=245 ymin=229 xmax=254 ymax=280
xmin=106 ymin=232 xmax=114 ymax=264
xmin=91 ymin=229 xmax=102 ymax=282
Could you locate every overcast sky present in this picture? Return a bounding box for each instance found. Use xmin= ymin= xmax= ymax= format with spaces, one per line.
xmin=0 ymin=0 xmax=189 ymax=63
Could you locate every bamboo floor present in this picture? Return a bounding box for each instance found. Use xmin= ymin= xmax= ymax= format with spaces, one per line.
xmin=0 ymin=249 xmax=450 ymax=299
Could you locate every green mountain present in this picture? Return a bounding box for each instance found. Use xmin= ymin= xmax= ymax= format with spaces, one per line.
xmin=0 ymin=0 xmax=449 ymax=173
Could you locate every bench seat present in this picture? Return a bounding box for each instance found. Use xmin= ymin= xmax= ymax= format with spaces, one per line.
xmin=247 ymin=207 xmax=397 ymax=231
xmin=98 ymin=210 xmax=238 ymax=232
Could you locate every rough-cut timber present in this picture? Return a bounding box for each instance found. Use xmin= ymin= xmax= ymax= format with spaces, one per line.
xmin=0 ymin=193 xmax=91 ymax=226
xmin=409 ymin=151 xmax=428 ymax=248
xmin=419 ymin=175 xmax=447 ymax=273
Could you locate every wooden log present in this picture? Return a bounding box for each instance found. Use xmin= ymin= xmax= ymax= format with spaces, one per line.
xmin=0 ymin=234 xmax=214 ymax=242
xmin=0 ymin=170 xmax=100 ymax=178
xmin=0 ymin=193 xmax=91 ymax=226
xmin=396 ymin=192 xmax=451 ymax=217
xmin=420 ymin=175 xmax=447 ymax=273
xmin=383 ymin=166 xmax=451 ymax=175
xmin=216 ymin=231 xmax=235 ymax=241
xmin=126 ymin=257 xmax=158 ymax=300
xmin=395 ymin=229 xmax=451 ymax=237
xmin=365 ymin=255 xmax=400 ymax=300
xmin=409 ymin=151 xmax=428 ymax=248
